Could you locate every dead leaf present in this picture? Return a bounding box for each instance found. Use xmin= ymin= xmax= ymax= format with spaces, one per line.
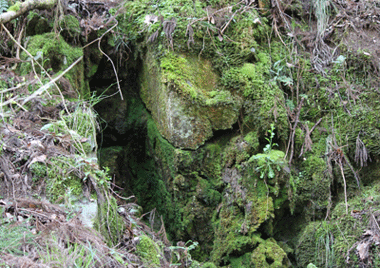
xmin=27 ymin=154 xmax=47 ymax=167
xmin=357 ymin=241 xmax=371 ymax=260
xmin=80 ymin=137 xmax=88 ymax=143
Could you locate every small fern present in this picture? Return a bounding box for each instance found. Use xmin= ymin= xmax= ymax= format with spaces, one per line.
xmin=0 ymin=0 xmax=9 ymax=13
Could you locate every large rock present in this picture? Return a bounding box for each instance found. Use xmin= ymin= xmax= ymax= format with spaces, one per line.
xmin=140 ymin=50 xmax=241 ymax=149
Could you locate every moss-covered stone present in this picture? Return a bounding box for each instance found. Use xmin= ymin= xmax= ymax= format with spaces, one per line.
xmin=136 ymin=235 xmax=160 ymax=267
xmin=19 ymin=32 xmax=88 ymax=97
xmin=251 ymin=238 xmax=290 ymax=267
xmin=140 ymin=49 xmax=242 ymax=149
xmin=221 ymin=55 xmax=288 ymax=139
xmin=136 ymin=235 xmax=161 ymax=267
xmin=94 ymin=192 xmax=125 ymax=246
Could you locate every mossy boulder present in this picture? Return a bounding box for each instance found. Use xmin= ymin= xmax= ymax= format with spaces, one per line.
xmin=212 ymin=167 xmax=275 ymax=263
xmin=94 ymin=192 xmax=125 ymax=246
xmin=251 ymin=238 xmax=291 ymax=267
xmin=19 ymin=32 xmax=88 ymax=97
xmin=140 ymin=49 xmax=242 ymax=149
xmin=222 ymin=54 xmax=288 ymax=138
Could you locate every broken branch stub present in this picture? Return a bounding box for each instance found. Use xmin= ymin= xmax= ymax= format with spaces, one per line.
xmin=0 ymin=0 xmax=57 ymax=24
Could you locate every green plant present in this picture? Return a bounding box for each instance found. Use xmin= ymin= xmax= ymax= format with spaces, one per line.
xmin=41 ymin=236 xmax=97 ymax=267
xmin=169 ymin=240 xmax=199 ymax=265
xmin=0 ymin=0 xmax=8 ymax=13
xmin=263 ymin=123 xmax=277 ymax=154
xmin=0 ymin=221 xmax=36 ymax=256
xmin=249 ymin=124 xmax=284 ymax=179
xmin=315 ymin=221 xmax=335 ymax=268
xmin=270 ymin=59 xmax=293 ymax=87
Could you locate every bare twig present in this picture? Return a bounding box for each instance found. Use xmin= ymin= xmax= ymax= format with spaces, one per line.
xmin=0 ymin=0 xmax=57 ymax=24
xmin=299 ymin=118 xmax=323 ymax=157
xmin=286 ymin=97 xmax=305 ymax=164
xmin=22 ymin=56 xmax=83 ymax=105
xmin=338 ymin=161 xmax=348 ymax=214
xmin=96 ymin=21 xmax=124 ymax=100
xmin=1 ymin=24 xmax=70 ymax=113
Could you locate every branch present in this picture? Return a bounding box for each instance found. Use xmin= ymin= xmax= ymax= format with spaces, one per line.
xmin=22 ymin=56 xmax=83 ymax=105
xmin=0 ymin=0 xmax=57 ymax=24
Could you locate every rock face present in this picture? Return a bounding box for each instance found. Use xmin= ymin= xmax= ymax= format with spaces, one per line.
xmin=140 ymin=50 xmax=241 ymax=149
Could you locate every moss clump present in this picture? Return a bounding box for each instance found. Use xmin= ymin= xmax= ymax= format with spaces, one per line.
xmin=93 ymin=193 xmax=125 ymax=246
xmin=59 ymin=15 xmax=81 ymax=42
xmin=211 ymin=172 xmax=276 ymax=263
xmin=20 ymin=33 xmax=82 ymax=74
xmin=251 ymin=238 xmax=290 ymax=267
xmin=38 ymin=156 xmax=83 ymax=202
xmin=19 ymin=32 xmax=88 ymax=96
xmin=30 ymin=162 xmax=47 ymax=180
xmin=160 ymin=51 xmax=222 ymax=102
xmin=221 ymin=54 xmax=288 ymax=138
xmin=223 ymin=134 xmax=258 ymax=168
xmin=7 ymin=1 xmax=21 ymax=12
xmin=136 ymin=235 xmax=160 ymax=267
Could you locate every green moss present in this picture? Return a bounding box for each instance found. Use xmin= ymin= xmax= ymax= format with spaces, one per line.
xmin=94 ymin=193 xmax=125 ymax=246
xmin=7 ymin=1 xmax=21 ymax=12
xmin=223 ymin=135 xmax=257 ymax=168
xmin=26 ymin=11 xmax=52 ymax=36
xmin=221 ymin=55 xmax=288 ymax=138
xmin=244 ymin=131 xmax=259 ymax=147
xmin=251 ymin=238 xmax=290 ymax=267
xmin=136 ymin=235 xmax=160 ymax=267
xmin=59 ymin=15 xmax=81 ymax=42
xmin=30 ymin=162 xmax=47 ymax=181
xmin=19 ymin=32 xmax=87 ymax=96
xmin=45 ymin=156 xmax=83 ymax=202
xmin=211 ymin=173 xmax=277 ymax=263
xmin=160 ymin=51 xmax=233 ymax=105
xmin=202 ymin=262 xmax=218 ymax=268
xmin=229 ymin=252 xmax=253 ymax=267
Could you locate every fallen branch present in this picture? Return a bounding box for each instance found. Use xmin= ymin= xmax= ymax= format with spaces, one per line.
xmin=22 ymin=56 xmax=83 ymax=105
xmin=0 ymin=0 xmax=57 ymax=24
xmin=1 ymin=24 xmax=70 ymax=113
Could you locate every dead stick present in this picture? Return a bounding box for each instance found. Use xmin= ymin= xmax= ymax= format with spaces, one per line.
xmin=1 ymin=24 xmax=69 ymax=113
xmin=0 ymin=0 xmax=57 ymax=24
xmin=22 ymin=56 xmax=83 ymax=105
xmin=339 ymin=161 xmax=348 ymax=214
xmin=288 ymin=97 xmax=304 ymax=165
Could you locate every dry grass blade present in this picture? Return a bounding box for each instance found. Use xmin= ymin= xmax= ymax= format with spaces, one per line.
xmin=163 ymin=18 xmax=177 ymax=50
xmin=147 ymin=29 xmax=159 ymax=43
xmin=186 ymin=24 xmax=194 ymax=49
xmin=355 ymin=135 xmax=371 ymax=167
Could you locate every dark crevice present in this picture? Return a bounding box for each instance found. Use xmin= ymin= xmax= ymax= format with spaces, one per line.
xmin=207 ymin=122 xmax=240 ymax=144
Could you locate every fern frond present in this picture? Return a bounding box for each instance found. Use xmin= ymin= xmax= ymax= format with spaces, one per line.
xmin=0 ymin=0 xmax=9 ymax=13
